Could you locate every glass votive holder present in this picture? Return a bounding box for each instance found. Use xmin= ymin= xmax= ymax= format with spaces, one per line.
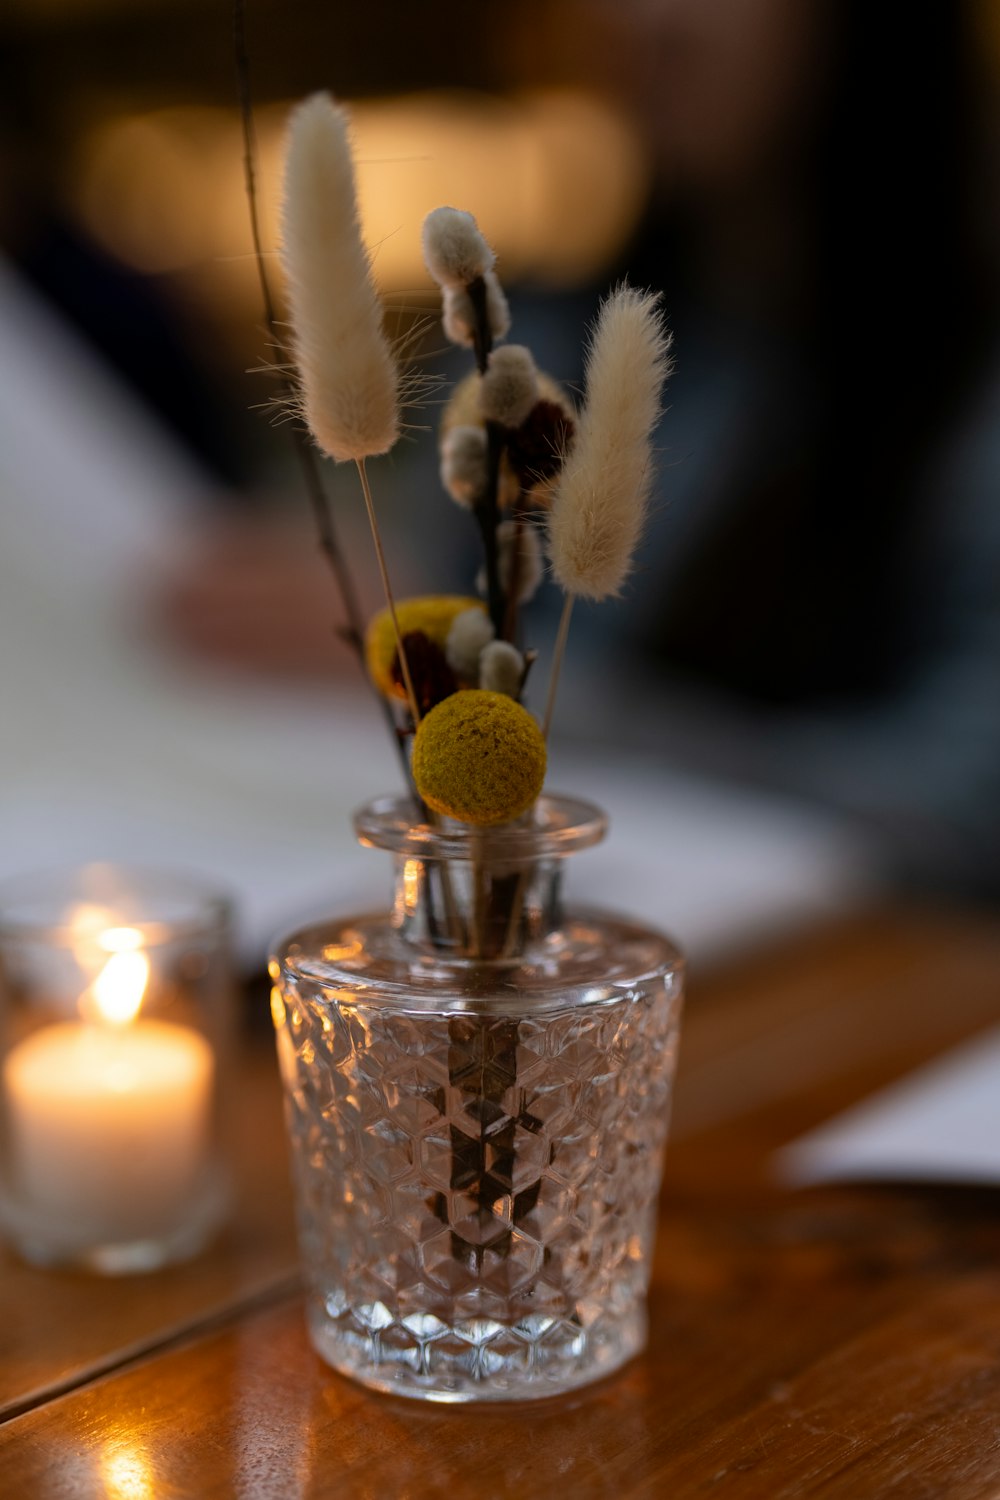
xmin=0 ymin=864 xmax=235 ymax=1274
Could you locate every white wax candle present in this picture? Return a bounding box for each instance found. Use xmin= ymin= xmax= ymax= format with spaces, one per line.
xmin=3 ymin=1019 xmax=214 ymax=1242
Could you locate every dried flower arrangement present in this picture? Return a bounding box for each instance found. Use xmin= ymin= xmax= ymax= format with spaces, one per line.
xmin=250 ymin=76 xmax=687 ymax=1401
xmin=273 ymin=92 xmax=672 ymax=859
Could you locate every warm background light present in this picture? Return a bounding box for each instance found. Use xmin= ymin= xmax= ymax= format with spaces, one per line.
xmin=73 ymin=89 xmax=649 ymax=310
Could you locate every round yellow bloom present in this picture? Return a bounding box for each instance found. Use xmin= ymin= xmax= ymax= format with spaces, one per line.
xmin=412 ymin=690 xmax=546 ymax=827
xmin=365 ymin=595 xmax=484 ymax=700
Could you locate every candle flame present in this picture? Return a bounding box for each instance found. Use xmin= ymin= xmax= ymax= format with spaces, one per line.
xmin=91 ymin=950 xmax=150 ymax=1026
xmin=98 ymin=925 xmax=145 ymax=954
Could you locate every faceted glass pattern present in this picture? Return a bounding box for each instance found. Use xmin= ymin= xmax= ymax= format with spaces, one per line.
xmin=272 ymin=797 xmax=683 ymax=1402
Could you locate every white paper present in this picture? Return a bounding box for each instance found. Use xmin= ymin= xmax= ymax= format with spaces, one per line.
xmin=778 ymin=1026 xmax=1000 ymax=1186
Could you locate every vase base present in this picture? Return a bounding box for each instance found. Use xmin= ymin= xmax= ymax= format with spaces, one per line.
xmin=306 ymin=1300 xmax=646 ymax=1403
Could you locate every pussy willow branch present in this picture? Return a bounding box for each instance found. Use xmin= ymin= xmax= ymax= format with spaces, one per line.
xmin=232 ymin=0 xmax=413 ymax=787
xmin=465 ymin=275 xmax=506 ymax=639
xmin=466 ymin=275 xmax=492 ymax=380
xmin=502 ymin=512 xmax=526 ymax=645
xmin=477 ymin=423 xmax=506 ymax=637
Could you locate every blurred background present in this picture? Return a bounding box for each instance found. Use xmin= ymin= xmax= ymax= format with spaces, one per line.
xmin=2 ymin=0 xmax=1000 ymax=961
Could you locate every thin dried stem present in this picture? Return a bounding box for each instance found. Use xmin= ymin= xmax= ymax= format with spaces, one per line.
xmin=233 ymin=0 xmax=276 ymax=331
xmin=355 ymin=458 xmax=421 ymax=727
xmin=410 ymin=804 xmax=463 ymax=947
xmin=471 ymin=830 xmax=488 ymax=960
xmin=500 ymin=871 xmax=528 ymax=959
xmin=542 ymin=594 xmax=575 ymax=741
xmin=232 ymin=0 xmax=413 ymax=789
xmin=435 ymin=849 xmax=464 ymax=946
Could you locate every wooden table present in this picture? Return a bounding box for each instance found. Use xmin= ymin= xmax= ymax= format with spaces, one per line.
xmin=3 ymin=907 xmax=1000 ymax=1498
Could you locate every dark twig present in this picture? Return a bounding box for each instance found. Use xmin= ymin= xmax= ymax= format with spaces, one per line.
xmin=464 ymin=276 xmax=507 ymax=638
xmin=475 ymin=421 xmax=506 ymax=638
xmin=502 ymin=512 xmax=526 ymax=646
xmin=466 ymin=276 xmax=491 ymax=378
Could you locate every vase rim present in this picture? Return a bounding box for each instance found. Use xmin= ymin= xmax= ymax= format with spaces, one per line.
xmin=353 ymin=793 xmax=607 ymax=861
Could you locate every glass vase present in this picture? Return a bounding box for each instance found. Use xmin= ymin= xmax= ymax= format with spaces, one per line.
xmin=270 ymin=794 xmax=683 ymax=1403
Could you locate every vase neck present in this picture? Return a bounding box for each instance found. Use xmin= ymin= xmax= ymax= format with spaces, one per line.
xmin=391 ymin=851 xmax=563 ymax=960
xmin=353 ymin=794 xmax=608 ymax=963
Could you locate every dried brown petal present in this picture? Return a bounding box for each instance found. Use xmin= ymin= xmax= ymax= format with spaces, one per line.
xmin=506 ymin=401 xmax=576 ymax=494
xmin=391 ymin=631 xmax=458 ymax=717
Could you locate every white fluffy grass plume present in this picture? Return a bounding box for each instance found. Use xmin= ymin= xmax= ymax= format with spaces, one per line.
xmin=548 ymin=286 xmax=672 ymax=600
xmin=280 ymin=93 xmax=399 ymax=462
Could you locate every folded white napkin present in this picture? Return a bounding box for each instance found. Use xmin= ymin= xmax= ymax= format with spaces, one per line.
xmin=778 ymin=1026 xmax=1000 ymax=1186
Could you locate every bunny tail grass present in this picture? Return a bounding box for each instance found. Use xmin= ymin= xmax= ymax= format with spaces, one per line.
xmin=548 ymin=285 xmax=673 ymax=601
xmin=281 ymin=93 xmax=399 ymax=462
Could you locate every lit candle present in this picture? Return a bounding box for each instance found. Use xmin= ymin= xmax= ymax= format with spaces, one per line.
xmin=2 ymin=925 xmax=214 ymax=1244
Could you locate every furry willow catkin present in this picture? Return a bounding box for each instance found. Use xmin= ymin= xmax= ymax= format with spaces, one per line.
xmin=440 ymin=425 xmax=489 ymax=507
xmin=422 ymin=207 xmax=496 ymax=288
xmin=548 ymin=286 xmax=673 ymax=600
xmin=445 ymin=607 xmax=496 ymax=681
xmin=479 ymin=640 xmax=524 ymax=697
xmin=280 ymin=93 xmax=399 ymax=462
xmin=489 ymin=521 xmax=544 ymax=604
xmin=479 ymin=346 xmax=540 ymax=430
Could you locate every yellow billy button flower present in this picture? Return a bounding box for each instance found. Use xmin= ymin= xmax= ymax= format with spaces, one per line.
xmin=412 ymin=690 xmax=546 ymax=827
xmin=365 ymin=596 xmax=484 ymax=700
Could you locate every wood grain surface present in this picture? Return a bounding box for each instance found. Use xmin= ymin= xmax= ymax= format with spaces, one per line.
xmin=2 ymin=906 xmax=1000 ymax=1499
xmin=0 ymin=1047 xmax=298 ymax=1420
